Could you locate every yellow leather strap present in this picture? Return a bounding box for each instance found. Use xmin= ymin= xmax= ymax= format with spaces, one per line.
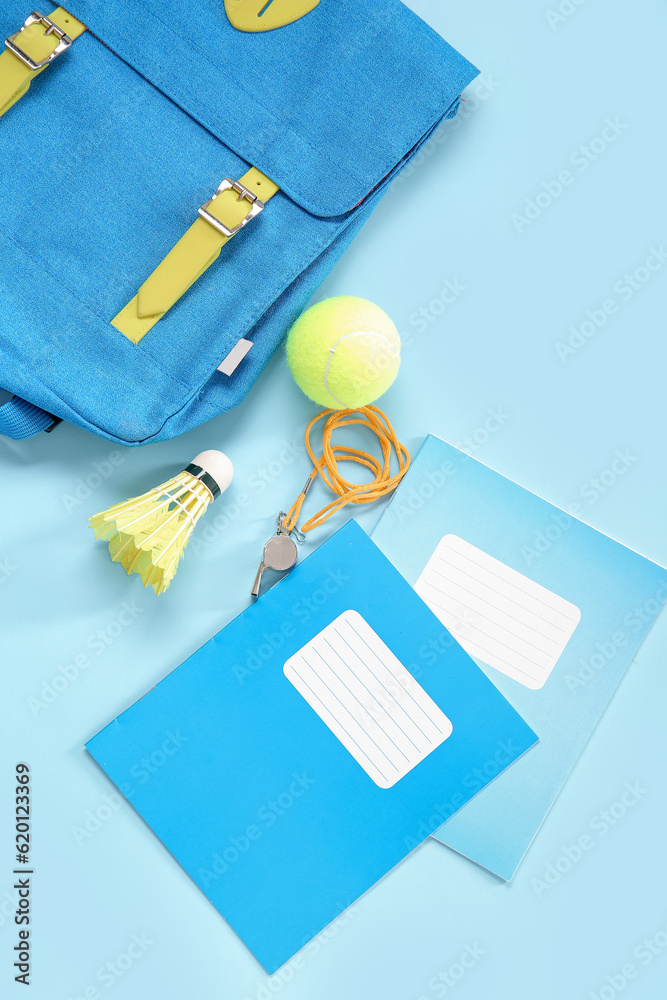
xmin=112 ymin=167 xmax=279 ymax=344
xmin=224 ymin=0 xmax=321 ymax=33
xmin=0 ymin=8 xmax=86 ymax=119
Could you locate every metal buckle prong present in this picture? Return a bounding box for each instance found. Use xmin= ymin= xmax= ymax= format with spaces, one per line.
xmin=5 ymin=11 xmax=73 ymax=71
xmin=198 ymin=178 xmax=265 ymax=238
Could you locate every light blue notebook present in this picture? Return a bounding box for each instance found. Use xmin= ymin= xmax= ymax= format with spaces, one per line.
xmin=86 ymin=520 xmax=536 ymax=972
xmin=371 ymin=435 xmax=667 ymax=880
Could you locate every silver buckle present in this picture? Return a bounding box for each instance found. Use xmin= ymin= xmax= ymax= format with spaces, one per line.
xmin=198 ymin=178 xmax=265 ymax=238
xmin=5 ymin=11 xmax=73 ymax=71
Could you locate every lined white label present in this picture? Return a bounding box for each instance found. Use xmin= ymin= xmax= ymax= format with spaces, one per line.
xmin=283 ymin=610 xmax=452 ymax=788
xmin=415 ymin=535 xmax=581 ymax=690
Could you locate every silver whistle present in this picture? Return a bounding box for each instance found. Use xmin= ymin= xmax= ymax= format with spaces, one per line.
xmin=251 ymin=513 xmax=302 ymax=598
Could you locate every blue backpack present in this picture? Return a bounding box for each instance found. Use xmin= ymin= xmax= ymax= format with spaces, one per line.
xmin=0 ymin=0 xmax=477 ymax=444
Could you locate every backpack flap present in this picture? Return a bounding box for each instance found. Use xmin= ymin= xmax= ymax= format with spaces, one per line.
xmin=70 ymin=0 xmax=477 ymax=217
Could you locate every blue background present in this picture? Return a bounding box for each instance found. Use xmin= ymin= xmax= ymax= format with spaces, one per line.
xmin=2 ymin=0 xmax=667 ymax=998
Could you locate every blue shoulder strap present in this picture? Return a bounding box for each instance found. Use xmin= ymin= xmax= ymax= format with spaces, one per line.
xmin=0 ymin=396 xmax=54 ymax=439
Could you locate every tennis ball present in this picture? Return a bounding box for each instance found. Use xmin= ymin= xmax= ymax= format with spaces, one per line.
xmin=286 ymin=296 xmax=401 ymax=409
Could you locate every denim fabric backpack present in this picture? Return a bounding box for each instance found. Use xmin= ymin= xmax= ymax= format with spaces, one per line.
xmin=0 ymin=0 xmax=477 ymax=444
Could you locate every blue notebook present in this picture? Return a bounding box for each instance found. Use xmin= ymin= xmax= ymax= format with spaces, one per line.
xmin=86 ymin=520 xmax=536 ymax=971
xmin=371 ymin=436 xmax=667 ymax=879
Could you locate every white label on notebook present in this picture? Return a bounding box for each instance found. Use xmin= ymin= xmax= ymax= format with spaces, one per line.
xmin=283 ymin=610 xmax=453 ymax=789
xmin=415 ymin=534 xmax=581 ymax=690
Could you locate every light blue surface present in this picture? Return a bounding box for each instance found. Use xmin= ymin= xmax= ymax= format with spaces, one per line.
xmin=85 ymin=520 xmax=536 ymax=972
xmin=371 ymin=435 xmax=665 ymax=879
xmin=2 ymin=0 xmax=667 ymax=997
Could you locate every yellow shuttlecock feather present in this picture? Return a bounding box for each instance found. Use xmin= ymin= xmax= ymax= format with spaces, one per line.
xmin=89 ymin=451 xmax=233 ymax=595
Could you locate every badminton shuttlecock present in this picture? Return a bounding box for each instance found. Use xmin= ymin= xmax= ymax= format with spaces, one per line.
xmin=89 ymin=450 xmax=233 ymax=594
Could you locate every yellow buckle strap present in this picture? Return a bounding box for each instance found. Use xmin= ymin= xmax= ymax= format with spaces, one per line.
xmin=111 ymin=167 xmax=280 ymax=344
xmin=0 ymin=8 xmax=86 ymax=119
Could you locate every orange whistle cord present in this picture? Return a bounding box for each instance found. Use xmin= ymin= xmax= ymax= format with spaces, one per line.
xmin=283 ymin=406 xmax=411 ymax=535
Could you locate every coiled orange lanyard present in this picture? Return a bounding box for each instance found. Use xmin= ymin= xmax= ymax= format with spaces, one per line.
xmin=252 ymin=406 xmax=410 ymax=597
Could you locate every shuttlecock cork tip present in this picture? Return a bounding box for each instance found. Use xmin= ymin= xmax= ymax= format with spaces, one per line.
xmin=192 ymin=450 xmax=234 ymax=497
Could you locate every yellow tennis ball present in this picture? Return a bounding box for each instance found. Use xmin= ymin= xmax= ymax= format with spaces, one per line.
xmin=286 ymin=296 xmax=401 ymax=409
